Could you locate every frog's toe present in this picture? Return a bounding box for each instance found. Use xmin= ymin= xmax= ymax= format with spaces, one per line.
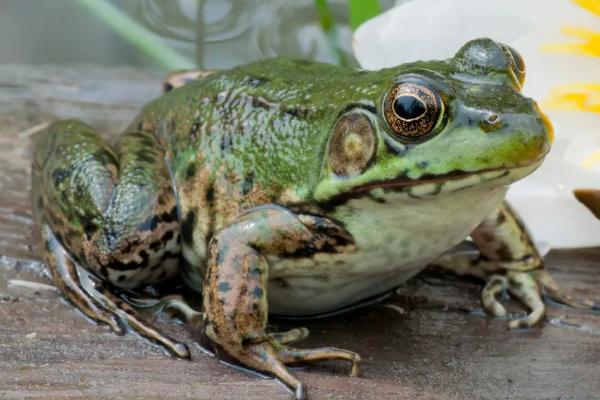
xmin=481 ymin=275 xmax=508 ymax=318
xmin=92 ymin=287 xmax=191 ymax=358
xmin=481 ymin=271 xmax=546 ymax=328
xmin=534 ymin=270 xmax=599 ymax=310
xmin=41 ymin=225 xmax=127 ymax=335
xmin=127 ymin=293 xmax=203 ymax=323
xmin=269 ymin=327 xmax=309 ymax=345
xmin=506 ymin=271 xmax=545 ymax=329
xmin=277 ymin=345 xmax=361 ymax=377
xmin=243 ymin=340 xmax=307 ymax=399
xmin=42 ymin=224 xmax=190 ymax=358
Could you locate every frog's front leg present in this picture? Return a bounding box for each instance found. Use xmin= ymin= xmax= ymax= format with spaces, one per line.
xmin=433 ymin=201 xmax=594 ymax=328
xmin=202 ymin=205 xmax=360 ymax=400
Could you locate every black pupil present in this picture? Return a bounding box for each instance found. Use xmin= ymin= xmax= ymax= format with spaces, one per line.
xmin=393 ymin=95 xmax=426 ymax=120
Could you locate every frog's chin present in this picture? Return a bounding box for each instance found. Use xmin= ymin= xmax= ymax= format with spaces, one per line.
xmin=352 ymin=161 xmax=542 ymax=198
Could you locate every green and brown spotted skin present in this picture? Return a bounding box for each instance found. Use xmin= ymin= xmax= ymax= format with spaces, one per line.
xmin=124 ymin=41 xmax=550 ymax=289
xmin=33 ymin=123 xmax=181 ymax=288
xmin=32 ymin=38 xmax=562 ymax=399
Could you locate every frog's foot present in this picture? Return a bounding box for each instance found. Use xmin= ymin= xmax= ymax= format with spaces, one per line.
xmin=125 ymin=293 xmax=204 ymax=324
xmin=433 ymin=201 xmax=600 ymax=328
xmin=93 ymin=284 xmax=191 ymax=358
xmin=202 ymin=205 xmax=358 ymax=399
xmin=42 ymin=224 xmax=124 ymax=334
xmin=481 ymin=270 xmax=545 ymax=329
xmin=534 ymin=269 xmax=598 ymax=310
xmin=276 ymin=344 xmax=361 ymax=377
xmin=206 ymin=332 xmax=360 ymax=400
xmin=434 ymin=254 xmax=549 ymax=328
xmin=269 ymin=327 xmax=310 ymax=345
xmin=41 ymin=224 xmax=190 ymax=359
xmin=436 ymin=253 xmax=598 ymax=328
xmin=482 ymin=268 xmax=599 ymax=328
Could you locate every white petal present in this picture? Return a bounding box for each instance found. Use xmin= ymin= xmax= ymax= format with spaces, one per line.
xmin=353 ymin=0 xmax=530 ymax=69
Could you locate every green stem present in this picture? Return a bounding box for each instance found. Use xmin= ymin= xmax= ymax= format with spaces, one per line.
xmin=314 ymin=0 xmax=348 ymax=66
xmin=348 ymin=0 xmax=380 ymax=31
xmin=74 ymin=0 xmax=195 ymax=70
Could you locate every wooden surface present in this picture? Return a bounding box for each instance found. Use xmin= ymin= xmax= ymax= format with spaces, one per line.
xmin=0 ymin=65 xmax=599 ymax=400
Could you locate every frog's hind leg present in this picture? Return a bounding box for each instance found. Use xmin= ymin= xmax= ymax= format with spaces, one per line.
xmin=534 ymin=269 xmax=598 ymax=310
xmin=432 ymin=201 xmax=597 ymax=328
xmin=41 ymin=223 xmax=189 ymax=357
xmin=202 ymin=205 xmax=360 ymax=399
xmin=32 ymin=120 xmax=189 ymax=358
xmin=42 ymin=223 xmax=190 ymax=357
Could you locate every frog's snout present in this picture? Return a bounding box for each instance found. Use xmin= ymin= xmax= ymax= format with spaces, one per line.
xmin=539 ymin=108 xmax=554 ymax=144
xmin=531 ymin=100 xmax=554 ymax=145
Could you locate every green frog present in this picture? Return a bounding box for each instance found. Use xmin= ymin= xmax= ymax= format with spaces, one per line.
xmin=31 ymin=38 xmax=583 ymax=399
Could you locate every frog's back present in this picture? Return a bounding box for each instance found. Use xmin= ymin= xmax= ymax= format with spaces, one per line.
xmin=132 ymin=59 xmax=360 ymax=197
xmin=128 ymin=59 xmax=373 ymax=286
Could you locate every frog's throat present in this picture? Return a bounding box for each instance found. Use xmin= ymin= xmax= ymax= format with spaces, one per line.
xmin=319 ymin=162 xmax=541 ymax=204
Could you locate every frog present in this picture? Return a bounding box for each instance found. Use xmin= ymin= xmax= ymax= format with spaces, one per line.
xmin=31 ymin=38 xmax=587 ymax=400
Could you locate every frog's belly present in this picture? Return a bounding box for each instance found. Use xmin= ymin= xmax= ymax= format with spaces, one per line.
xmin=267 ymin=184 xmax=508 ymax=316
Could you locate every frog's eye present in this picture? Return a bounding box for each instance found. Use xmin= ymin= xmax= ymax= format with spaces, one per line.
xmin=328 ymin=112 xmax=376 ymax=177
xmin=383 ymin=82 xmax=444 ymax=140
xmin=498 ymin=43 xmax=526 ymax=89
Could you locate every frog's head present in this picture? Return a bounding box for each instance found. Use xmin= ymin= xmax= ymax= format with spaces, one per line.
xmin=313 ymin=38 xmax=552 ymax=202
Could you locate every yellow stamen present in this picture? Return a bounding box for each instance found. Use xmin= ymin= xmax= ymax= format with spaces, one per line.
xmin=542 ymin=26 xmax=600 ymax=57
xmin=542 ymin=83 xmax=600 ymax=114
xmin=580 ymin=149 xmax=600 ymax=168
xmin=574 ymin=0 xmax=600 ymax=18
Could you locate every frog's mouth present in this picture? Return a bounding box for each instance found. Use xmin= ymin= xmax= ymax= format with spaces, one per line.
xmin=350 ymin=162 xmax=541 ymax=198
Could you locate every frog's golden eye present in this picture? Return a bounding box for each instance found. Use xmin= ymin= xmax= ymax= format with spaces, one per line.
xmin=383 ymin=82 xmax=443 ymax=140
xmin=328 ymin=112 xmax=376 ymax=177
xmin=498 ymin=43 xmax=526 ymax=89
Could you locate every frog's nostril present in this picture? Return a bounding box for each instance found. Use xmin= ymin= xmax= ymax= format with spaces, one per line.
xmin=479 ymin=113 xmax=502 ymax=133
xmin=486 ymin=113 xmax=499 ymax=124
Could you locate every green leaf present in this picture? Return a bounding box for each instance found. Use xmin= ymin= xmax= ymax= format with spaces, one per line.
xmin=314 ymin=0 xmax=350 ymax=66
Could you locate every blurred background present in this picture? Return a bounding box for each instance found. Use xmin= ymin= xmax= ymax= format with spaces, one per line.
xmin=0 ymin=0 xmax=397 ymax=72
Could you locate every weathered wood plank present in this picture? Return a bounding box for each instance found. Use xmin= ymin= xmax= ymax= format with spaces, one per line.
xmin=0 ymin=65 xmax=598 ymax=400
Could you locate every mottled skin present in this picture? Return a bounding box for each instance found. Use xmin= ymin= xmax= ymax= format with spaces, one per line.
xmin=32 ymin=39 xmax=583 ymax=399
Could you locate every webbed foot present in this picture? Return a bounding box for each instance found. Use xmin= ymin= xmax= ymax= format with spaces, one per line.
xmin=433 ymin=201 xmax=598 ymax=328
xmin=41 ymin=224 xmax=190 ymax=358
xmin=481 ymin=270 xmax=544 ymax=328
xmin=231 ymin=335 xmax=360 ymax=400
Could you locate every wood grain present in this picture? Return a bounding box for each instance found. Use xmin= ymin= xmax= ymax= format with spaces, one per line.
xmin=0 ymin=65 xmax=598 ymax=400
